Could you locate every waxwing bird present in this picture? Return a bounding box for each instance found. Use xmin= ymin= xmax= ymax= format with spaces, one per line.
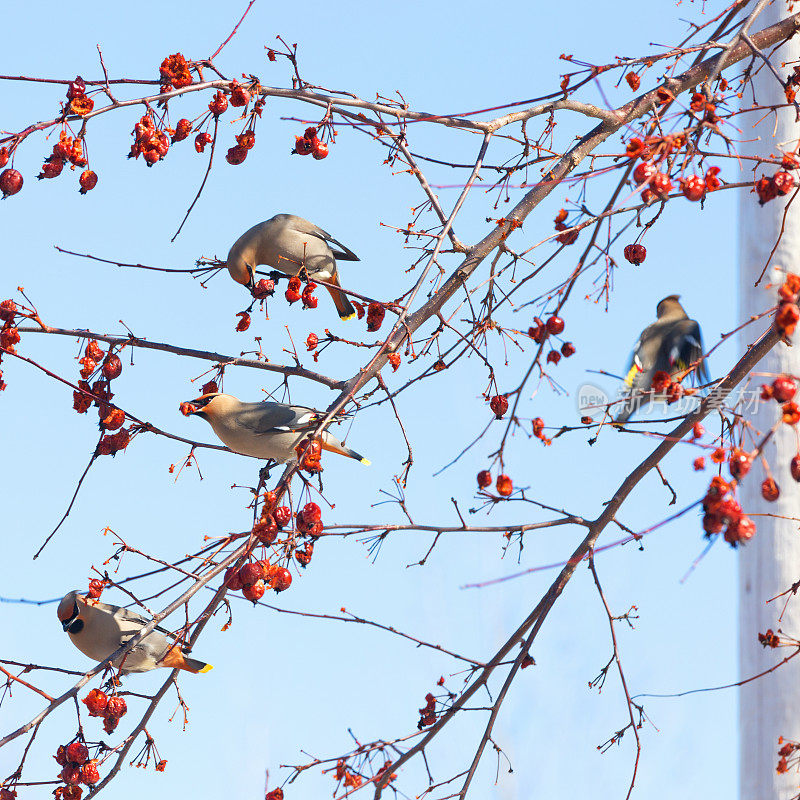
xmin=57 ymin=591 xmax=212 ymax=675
xmin=615 ymin=295 xmax=707 ymax=425
xmin=226 ymin=213 xmax=359 ymax=320
xmin=183 ymin=392 xmax=370 ymax=465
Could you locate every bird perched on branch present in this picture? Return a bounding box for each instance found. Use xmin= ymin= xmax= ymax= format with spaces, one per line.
xmin=615 ymin=294 xmax=707 ymax=425
xmin=57 ymin=591 xmax=212 ymax=675
xmin=226 ymin=213 xmax=359 ymax=320
xmin=182 ymin=392 xmax=370 ymax=465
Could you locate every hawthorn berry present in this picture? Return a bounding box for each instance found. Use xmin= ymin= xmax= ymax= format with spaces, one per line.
xmin=681 ymin=175 xmax=705 ymax=201
xmin=172 ymin=118 xmax=192 ymax=142
xmin=367 ymin=302 xmax=386 ymax=332
xmin=301 ymin=503 xmax=322 ymax=525
xmin=271 ymin=567 xmax=292 ymax=592
xmin=208 ymin=91 xmax=228 ymax=115
xmin=632 ymin=163 xmax=656 ymax=185
xmin=762 ymin=478 xmax=780 ymax=502
xmin=294 ymin=136 xmax=314 ymax=156
xmin=78 ymin=170 xmax=98 ymax=194
xmin=243 ymin=580 xmax=266 ymax=602
xmin=546 ymin=315 xmax=564 ymax=335
xmin=0 ymin=147 xmax=9 ymax=168
xmin=226 ymin=145 xmax=247 ymax=165
xmin=253 ymin=515 xmax=278 ymax=545
xmin=0 ymin=169 xmax=23 ymax=198
xmin=623 ymin=243 xmax=646 ymax=265
xmin=773 ymin=376 xmax=797 ymax=402
xmin=60 ymin=766 xmax=81 ymax=785
xmin=56 ymin=745 xmax=69 ymax=766
xmin=756 ymin=176 xmax=779 ymax=205
xmin=496 ymin=474 xmax=513 ymax=496
xmin=626 ymin=72 xmax=640 ymax=90
xmin=105 ymin=696 xmax=127 ymax=718
xmin=102 ymin=354 xmax=122 ymax=380
xmin=79 ymin=761 xmax=100 ymax=786
xmin=285 ymin=276 xmax=302 ymax=304
xmin=725 ymin=516 xmax=756 ymax=545
xmin=489 ymin=395 xmax=508 ymax=418
xmin=705 ymin=166 xmax=721 ymax=191
xmin=477 ymin=470 xmax=492 ymax=488
xmin=83 ymin=688 xmax=108 ymax=716
xmin=65 ymin=742 xmax=89 ymax=765
xmin=274 ymin=506 xmax=292 ymax=528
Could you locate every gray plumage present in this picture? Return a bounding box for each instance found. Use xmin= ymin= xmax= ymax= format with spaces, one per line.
xmin=615 ymin=295 xmax=707 ymax=424
xmin=226 ymin=213 xmax=359 ymax=319
xmin=185 ymin=393 xmax=369 ymax=464
xmin=56 ymin=591 xmax=211 ymax=674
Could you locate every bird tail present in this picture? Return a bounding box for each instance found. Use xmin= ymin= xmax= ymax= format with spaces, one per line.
xmin=160 ymin=646 xmax=213 ymax=674
xmin=320 ymin=437 xmax=370 ymax=465
xmin=325 ymin=273 xmax=356 ymax=321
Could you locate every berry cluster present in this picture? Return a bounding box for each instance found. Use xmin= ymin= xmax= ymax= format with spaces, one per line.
xmin=224 ymin=559 xmax=293 ymax=601
xmin=701 ymin=476 xmax=755 ymax=546
xmin=528 ymin=315 xmax=573 ymax=366
xmin=284 ymin=276 xmax=318 ymax=309
xmin=82 ymin=688 xmax=128 ymax=733
xmin=775 ymin=272 xmax=800 ymax=339
xmin=292 ymin=127 xmax=329 ymax=160
xmin=755 ymin=168 xmax=795 ymax=205
xmin=477 ymin=470 xmax=514 ymax=497
xmin=0 ymin=299 xmax=21 ymax=391
xmin=55 ymin=739 xmax=100 ymax=790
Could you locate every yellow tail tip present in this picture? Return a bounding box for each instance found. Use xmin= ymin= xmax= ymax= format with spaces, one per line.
xmin=199 ymin=663 xmax=214 ymax=673
xmin=360 ymin=458 xmax=371 ymax=466
xmin=340 ymin=312 xmax=356 ymax=321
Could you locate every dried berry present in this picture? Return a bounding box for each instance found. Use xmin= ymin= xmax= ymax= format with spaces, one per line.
xmin=705 ymin=166 xmax=721 ymax=191
xmin=560 ymin=342 xmax=576 ymax=357
xmin=160 ymin=54 xmax=192 ymax=89
xmin=489 ymin=395 xmax=508 ymax=418
xmin=235 ymin=311 xmax=251 ymax=332
xmin=105 ymin=696 xmax=127 ymax=718
xmin=776 ymin=302 xmax=800 ymax=337
xmin=102 ymin=354 xmax=122 ymax=380
xmin=301 ymin=502 xmax=322 ymax=525
xmin=626 ymin=72 xmax=640 ymax=90
xmin=306 ymin=333 xmax=318 ymax=350
xmin=477 ymin=470 xmax=492 ymax=488
xmin=293 ymin=136 xmax=314 ymax=156
xmin=82 ymin=689 xmax=108 ymax=717
xmin=65 ymin=742 xmax=89 ymax=765
xmin=88 ymin=579 xmax=105 ymax=599
xmin=226 ymin=144 xmax=248 ymax=165
xmin=756 ymin=175 xmax=779 ymax=205
xmin=208 ymin=91 xmax=228 ymax=115
xmin=39 ymin=157 xmax=64 ymax=180
xmin=496 ymin=474 xmax=513 ymax=496
xmin=172 ymin=118 xmax=192 ymax=142
xmin=367 ymin=302 xmax=386 ymax=332
xmin=762 ymin=477 xmax=780 ymax=502
xmin=194 ymin=133 xmax=212 ymax=153
xmin=274 ymin=506 xmax=292 ymax=528
xmin=312 ymin=141 xmax=329 ymax=160
xmin=693 ymin=456 xmax=706 ymax=471
xmin=79 ymin=761 xmax=100 ymax=786
xmin=224 ymin=566 xmax=244 ymax=591
xmin=528 ymin=317 xmax=547 ymax=343
xmin=251 ymin=278 xmax=274 ymax=299
xmin=229 ymin=81 xmax=251 ymax=107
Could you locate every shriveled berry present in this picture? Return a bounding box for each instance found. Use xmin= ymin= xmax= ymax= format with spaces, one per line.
xmin=66 ymin=742 xmax=89 ymax=765
xmin=208 ymin=91 xmax=228 ymax=115
xmin=224 ymin=566 xmax=244 ymax=591
xmin=312 ymin=141 xmax=329 ymax=160
xmin=560 ymin=342 xmax=576 ymax=357
xmin=274 ymin=506 xmax=292 ymax=527
xmin=226 ymin=145 xmax=247 ymax=165
xmin=623 ymin=243 xmax=646 ymax=265
xmin=105 ymin=696 xmax=127 ymax=718
xmin=80 ymin=760 xmax=100 ymax=785
xmin=489 ymin=395 xmax=508 ymax=418
xmin=78 ymin=170 xmax=98 ymax=194
xmin=301 ymin=502 xmax=322 ymax=525
xmin=229 ymin=81 xmax=251 ymax=107
xmin=294 ymin=136 xmax=313 ymax=156
xmin=82 ymin=689 xmax=108 ymax=716
xmin=194 ymin=133 xmax=212 ymax=153
xmin=791 ymin=455 xmax=800 ymax=482
xmin=252 ymin=515 xmax=277 ymax=545
xmin=705 ymin=166 xmax=721 ymax=191
xmin=367 ymin=302 xmax=386 ymax=332
xmin=496 ymin=474 xmax=513 ymax=496
xmin=235 ymin=311 xmax=251 ymax=331
xmin=776 ymin=302 xmax=800 ymax=337
xmin=172 ymin=118 xmax=192 ymax=142
xmin=693 ymin=456 xmax=706 ymax=471
xmin=88 ymin=579 xmax=105 ymax=599
xmin=477 ymin=470 xmax=492 ymax=488
xmin=60 ymin=765 xmax=81 ymax=785
xmin=56 ymin=744 xmax=69 ymax=766
xmin=762 ymin=478 xmax=780 ymax=502
xmin=306 ymin=333 xmax=318 ymax=350
xmin=38 ymin=157 xmax=64 ymax=180
xmin=252 ymin=278 xmax=274 ymax=299
xmin=528 ymin=318 xmax=547 ymax=343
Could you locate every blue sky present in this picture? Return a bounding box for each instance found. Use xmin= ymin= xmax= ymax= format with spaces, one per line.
xmin=0 ymin=1 xmax=769 ymax=798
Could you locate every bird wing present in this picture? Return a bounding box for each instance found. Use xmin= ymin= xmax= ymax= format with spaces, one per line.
xmin=294 ymin=219 xmax=359 ymax=262
xmin=79 ymin=596 xmax=175 ymax=638
xmin=658 ymin=319 xmax=707 ymax=383
xmin=234 ymin=402 xmax=324 ymax=436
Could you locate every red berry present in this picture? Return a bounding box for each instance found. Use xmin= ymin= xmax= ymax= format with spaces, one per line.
xmin=772 ymin=376 xmax=797 ymax=402
xmin=251 ymin=278 xmax=274 ymax=299
xmin=240 ymin=562 xmax=265 ymax=586
xmin=194 ymin=133 xmax=212 ymax=153
xmin=651 ymin=172 xmax=673 ymax=197
xmin=60 ymin=766 xmax=82 ymax=785
xmin=774 ymin=171 xmax=795 ymax=196
xmin=0 ymin=299 xmax=16 ymax=322
xmin=702 ymin=512 xmax=724 ymax=535
xmin=55 ymin=744 xmax=69 ymax=766
xmin=271 ymin=567 xmax=292 ymax=592
xmin=274 ymin=506 xmax=292 ymax=528
xmin=367 ymin=302 xmax=386 ymax=332
xmin=225 ymin=145 xmax=247 ymax=165
xmin=623 ymin=243 xmax=646 ymax=265
xmin=560 ymin=342 xmax=576 ymax=357
xmin=78 ymin=170 xmax=98 ymax=194
xmin=229 ymin=81 xmax=251 ymax=107
xmin=632 ymin=162 xmax=656 ymax=184
xmin=105 ymin=696 xmax=127 ymax=718
xmin=38 ymin=158 xmax=64 ymax=180
xmin=301 ymin=503 xmax=322 ymax=525
xmin=102 ymin=354 xmax=122 ymax=380
xmin=756 ymin=176 xmax=779 ymax=205
xmin=705 ymin=166 xmax=721 ymax=191
xmin=477 ymin=470 xmax=492 ymax=488
xmin=528 ymin=317 xmax=547 ymax=343
xmin=88 ymin=579 xmax=105 ymax=599
xmin=545 ymin=315 xmax=565 ymax=335
xmin=102 ymin=715 xmax=119 ymax=734
xmin=312 ymin=141 xmax=329 ymax=160
xmin=224 ymin=566 xmax=244 ymax=591
xmin=0 ymin=147 xmax=9 ymax=168
xmin=761 ymin=477 xmax=780 ymax=502
xmin=729 ymin=448 xmax=751 ymax=480
xmin=235 ymin=311 xmax=251 ymax=332
xmin=626 ymin=72 xmax=640 ymax=90
xmin=66 ymin=742 xmax=89 ymax=765
xmin=693 ymin=456 xmax=706 ymax=471
xmin=692 ymin=422 xmax=705 ymax=439
xmin=79 ymin=760 xmax=100 ymax=785
xmin=242 ymin=579 xmax=265 ymax=602
xmin=208 ymin=91 xmax=228 ymax=115
xmin=792 ymin=455 xmax=800 ymax=482
xmin=496 ymin=474 xmax=513 ymax=497
xmin=237 ymin=131 xmax=256 ymax=150
xmin=489 ymin=395 xmax=508 ymax=418
xmin=172 ymin=118 xmax=192 ymax=142
xmin=0 ymin=169 xmax=23 ymax=197
xmin=546 ymin=350 xmax=561 ymax=365
xmin=725 ymin=515 xmax=756 ymax=545
xmin=532 ymin=417 xmax=545 ymax=438
xmin=294 ymin=136 xmax=314 ymax=156
xmin=681 ymin=175 xmax=705 ymax=202
xmin=82 ymin=689 xmax=108 ymax=716
xmin=776 ymin=302 xmax=800 ymax=337
xmin=306 ymin=333 xmax=318 ymax=350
